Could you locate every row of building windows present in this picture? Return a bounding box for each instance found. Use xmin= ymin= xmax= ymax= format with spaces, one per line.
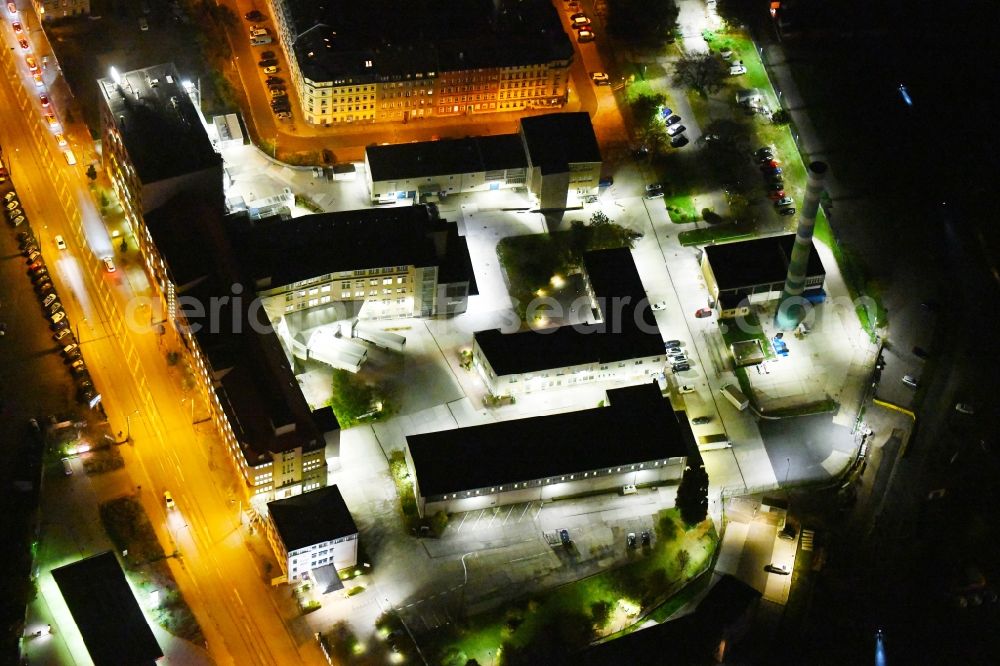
xmin=433 ymin=461 xmax=675 ymax=500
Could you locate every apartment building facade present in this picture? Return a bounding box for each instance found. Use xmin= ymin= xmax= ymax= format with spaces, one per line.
xmin=33 ymin=0 xmax=90 ymax=21
xmin=267 ymin=0 xmax=573 ymax=125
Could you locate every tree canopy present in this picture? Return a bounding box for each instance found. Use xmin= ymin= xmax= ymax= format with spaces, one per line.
xmin=676 ymin=463 xmax=709 ymax=526
xmin=608 ymin=0 xmax=679 ymax=44
xmin=672 ymin=54 xmax=728 ymax=98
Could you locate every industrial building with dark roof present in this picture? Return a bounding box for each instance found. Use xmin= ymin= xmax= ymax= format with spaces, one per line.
xmin=284 ymin=0 xmax=572 ymax=84
xmin=520 ymin=111 xmax=602 ymax=174
xmin=266 ymin=485 xmax=360 ymax=583
xmin=98 ymin=63 xmax=221 ymax=188
xmin=701 ymin=234 xmax=827 ymax=318
xmin=268 ymin=485 xmax=358 ymax=553
xmin=366 ymin=135 xmax=527 ymax=184
xmin=406 ymin=382 xmax=695 ymax=515
xmin=51 ymin=552 xmax=163 ymax=666
xmin=473 ymin=247 xmax=664 ymax=394
xmin=227 ymin=203 xmax=475 ymax=292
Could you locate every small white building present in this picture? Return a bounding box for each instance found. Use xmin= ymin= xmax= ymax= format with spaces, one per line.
xmin=473 ymin=247 xmax=665 ymax=396
xmin=266 ymin=485 xmax=359 ymax=587
xmin=406 ymin=382 xmax=697 ymax=517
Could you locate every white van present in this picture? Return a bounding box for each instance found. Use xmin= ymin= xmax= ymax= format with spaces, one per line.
xmin=250 ymin=34 xmax=272 ymax=45
xmin=63 ymin=149 xmax=76 ymax=166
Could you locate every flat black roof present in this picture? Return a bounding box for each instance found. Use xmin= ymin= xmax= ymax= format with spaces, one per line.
xmin=407 ymin=382 xmax=692 ymax=497
xmin=98 ymin=63 xmax=221 ymax=186
xmin=704 ymin=234 xmax=826 ymax=290
xmin=227 ymin=205 xmax=464 ymax=289
xmin=520 ymin=112 xmax=602 ymax=172
xmin=475 ymin=247 xmax=663 ymax=376
xmin=366 ymin=134 xmax=526 ymax=183
xmin=268 ymin=485 xmax=358 ymax=553
xmin=51 ymin=552 xmax=163 ymax=666
xmin=289 ymin=0 xmax=572 ymax=83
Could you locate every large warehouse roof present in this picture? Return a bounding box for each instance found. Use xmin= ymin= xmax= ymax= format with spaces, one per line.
xmin=366 ymin=135 xmax=526 ymax=183
xmin=703 ymin=234 xmax=826 ymax=290
xmin=407 ymin=382 xmax=693 ymax=497
xmin=51 ymin=552 xmax=163 ymax=666
xmin=474 ymin=247 xmax=662 ymax=376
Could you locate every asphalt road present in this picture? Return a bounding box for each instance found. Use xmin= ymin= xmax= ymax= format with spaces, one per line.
xmin=0 ymin=17 xmax=327 ymax=665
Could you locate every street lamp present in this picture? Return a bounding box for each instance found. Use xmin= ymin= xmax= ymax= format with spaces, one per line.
xmin=125 ymin=409 xmax=139 ymax=443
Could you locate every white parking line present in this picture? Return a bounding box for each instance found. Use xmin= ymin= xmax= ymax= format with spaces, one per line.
xmin=487 ymin=507 xmax=501 ymax=528
xmin=500 ymin=504 xmax=515 ymax=525
xmin=456 ymin=511 xmax=471 ymax=532
xmin=470 ymin=509 xmax=487 ymax=529
xmin=517 ymin=502 xmax=532 ymax=523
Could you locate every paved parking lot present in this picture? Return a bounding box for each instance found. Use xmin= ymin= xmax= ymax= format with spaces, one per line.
xmin=449 ymin=501 xmax=542 ymax=534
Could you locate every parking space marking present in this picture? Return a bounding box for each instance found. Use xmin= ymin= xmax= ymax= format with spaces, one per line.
xmin=456 ymin=511 xmax=471 ymax=532
xmin=500 ymin=504 xmax=515 ymax=525
xmin=517 ymin=502 xmax=532 ymax=523
xmin=487 ymin=506 xmax=502 ymax=528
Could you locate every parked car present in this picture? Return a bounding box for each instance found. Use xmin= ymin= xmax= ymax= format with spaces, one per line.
xmin=645 ymin=183 xmax=663 ymax=193
xmin=55 ymin=235 xmax=67 ymax=250
xmin=765 ymin=563 xmax=790 ymax=575
xmin=260 ymin=50 xmax=275 ymax=59
xmin=572 ymin=20 xmax=591 ymax=30
xmin=627 ymin=532 xmax=637 ymax=548
xmin=258 ymin=58 xmax=278 ymax=68
xmin=102 ymin=256 xmax=116 ymax=272
xmin=666 ymin=124 xmax=686 ymax=137
xmin=62 ymin=343 xmax=79 ymax=357
xmin=665 ymin=114 xmax=682 ymax=126
xmin=761 ymin=165 xmax=783 ymax=175
xmin=679 ymin=385 xmax=695 ymax=394
xmin=559 ymin=529 xmax=570 ymax=544
xmin=902 ymin=374 xmax=919 ymax=389
xmin=753 ymin=147 xmax=774 ymax=160
xmin=590 ymin=72 xmax=609 ymax=84
xmin=265 ymin=76 xmax=284 ymax=84
xmin=53 ymin=328 xmax=73 ymax=342
xmin=779 ymin=207 xmax=796 ymax=216
xmin=43 ymin=293 xmax=58 ymax=308
xmin=767 ymin=190 xmax=786 ymax=201
xmin=641 ymin=531 xmax=650 ymax=546
xmin=245 ymin=10 xmax=264 ymax=21
xmin=50 ymin=311 xmax=66 ymax=324
xmin=672 ymin=363 xmax=690 ymax=372
xmin=729 ymin=63 xmax=747 ymax=75
xmin=576 ymin=28 xmax=595 ymax=42
xmin=695 ymin=307 xmax=713 ymax=318
xmin=774 ymin=197 xmax=794 ymax=207
xmin=263 ymin=66 xmax=279 ymax=75
xmin=670 ymin=135 xmax=689 ymax=148
xmin=644 ymin=192 xmax=664 ymax=200
xmin=7 ymin=199 xmax=20 ymax=210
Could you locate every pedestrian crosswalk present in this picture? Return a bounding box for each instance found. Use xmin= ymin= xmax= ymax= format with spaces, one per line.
xmin=800 ymin=528 xmax=815 ymax=552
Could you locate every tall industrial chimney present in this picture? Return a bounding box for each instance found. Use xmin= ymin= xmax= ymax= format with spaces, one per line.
xmin=775 ymin=161 xmax=828 ymax=330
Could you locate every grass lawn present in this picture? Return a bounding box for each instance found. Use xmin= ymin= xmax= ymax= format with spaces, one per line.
xmin=678 ymin=224 xmax=753 ymax=246
xmin=720 ymin=311 xmax=774 ymax=362
xmin=812 ymin=208 xmax=886 ymax=340
xmin=425 ymin=510 xmax=718 ymax=665
xmin=497 ymin=220 xmax=640 ymax=320
xmin=665 ymin=194 xmax=699 ymax=224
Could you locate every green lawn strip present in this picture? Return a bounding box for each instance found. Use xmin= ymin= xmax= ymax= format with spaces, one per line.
xmin=812 ymin=208 xmax=885 ymax=339
xmin=425 ymin=510 xmax=718 ymax=664
xmin=665 ymin=194 xmax=698 ymax=224
xmin=645 ymin=566 xmax=714 ymax=624
xmin=734 ymin=366 xmax=755 ymax=407
xmin=98 ymin=497 xmax=204 ymax=643
xmin=678 ymin=225 xmax=753 ymax=246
